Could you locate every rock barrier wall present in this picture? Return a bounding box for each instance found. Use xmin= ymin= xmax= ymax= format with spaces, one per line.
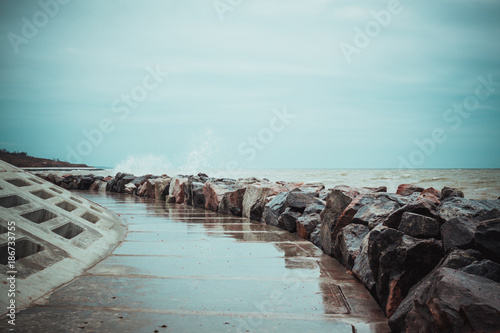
xmin=36 ymin=171 xmax=500 ymax=332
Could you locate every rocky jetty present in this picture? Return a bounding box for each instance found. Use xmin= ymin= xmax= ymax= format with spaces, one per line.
xmin=36 ymin=171 xmax=500 ymax=332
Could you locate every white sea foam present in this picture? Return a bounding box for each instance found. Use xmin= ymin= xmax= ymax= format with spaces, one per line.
xmin=113 ymin=154 xmax=174 ymax=176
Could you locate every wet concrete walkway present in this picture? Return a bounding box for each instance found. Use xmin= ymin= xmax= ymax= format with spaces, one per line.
xmin=4 ymin=192 xmax=389 ymax=332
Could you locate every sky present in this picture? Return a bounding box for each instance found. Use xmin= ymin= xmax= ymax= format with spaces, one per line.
xmin=0 ymin=0 xmax=499 ymax=171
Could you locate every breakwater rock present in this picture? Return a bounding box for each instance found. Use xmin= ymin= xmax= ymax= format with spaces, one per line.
xmin=36 ymin=171 xmax=500 ymax=332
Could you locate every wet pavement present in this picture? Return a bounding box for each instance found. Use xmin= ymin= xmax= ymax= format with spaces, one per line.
xmin=2 ymin=192 xmax=389 ymax=332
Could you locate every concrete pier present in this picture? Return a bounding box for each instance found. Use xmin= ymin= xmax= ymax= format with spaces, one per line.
xmin=1 ymin=192 xmax=389 ymax=332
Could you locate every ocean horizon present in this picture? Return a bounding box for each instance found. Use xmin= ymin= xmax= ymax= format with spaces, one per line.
xmin=62 ymin=166 xmax=500 ymax=200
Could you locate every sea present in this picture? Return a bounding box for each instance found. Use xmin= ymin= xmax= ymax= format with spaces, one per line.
xmin=64 ymin=167 xmax=500 ymax=200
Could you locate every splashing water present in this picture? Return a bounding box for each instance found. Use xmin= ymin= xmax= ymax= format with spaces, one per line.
xmin=113 ymin=154 xmax=174 ymax=176
xmin=177 ymin=128 xmax=224 ymax=174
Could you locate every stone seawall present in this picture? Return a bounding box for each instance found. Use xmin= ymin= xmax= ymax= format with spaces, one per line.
xmin=35 ymin=171 xmax=500 ymax=332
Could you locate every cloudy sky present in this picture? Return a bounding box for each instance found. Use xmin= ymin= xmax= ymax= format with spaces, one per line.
xmin=0 ymin=0 xmax=499 ymax=170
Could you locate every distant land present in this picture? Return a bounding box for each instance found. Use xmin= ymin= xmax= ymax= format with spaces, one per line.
xmin=0 ymin=149 xmax=89 ymax=168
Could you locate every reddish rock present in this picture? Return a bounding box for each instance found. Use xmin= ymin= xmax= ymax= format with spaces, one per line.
xmin=396 ymin=184 xmax=424 ymax=196
xmin=169 ymin=176 xmax=188 ymax=204
xmin=203 ymin=179 xmax=237 ymax=212
xmin=218 ymin=187 xmax=247 ymax=216
xmin=89 ymin=180 xmax=101 ymax=191
xmin=354 ymin=227 xmax=444 ymax=317
xmin=414 ymin=191 xmax=441 ymax=212
xmin=392 ymin=268 xmax=500 ymax=332
xmin=440 ymin=186 xmax=465 ymax=201
xmin=421 ymin=187 xmax=440 ymax=197
xmin=384 ymin=192 xmax=442 ymax=229
xmin=334 ymin=223 xmax=370 ymax=270
xmin=137 ymin=179 xmax=155 ymax=198
xmin=296 ymin=213 xmax=321 ymax=240
xmin=319 ymin=186 xmax=372 ymax=256
xmin=331 ymin=193 xmax=407 ymax=244
xmin=278 ymin=207 xmax=301 ymax=232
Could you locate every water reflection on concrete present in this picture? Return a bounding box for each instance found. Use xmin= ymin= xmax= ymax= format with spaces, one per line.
xmin=2 ymin=192 xmax=389 ymax=333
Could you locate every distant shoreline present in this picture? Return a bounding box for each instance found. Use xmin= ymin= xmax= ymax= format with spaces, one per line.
xmin=0 ymin=150 xmax=89 ymax=168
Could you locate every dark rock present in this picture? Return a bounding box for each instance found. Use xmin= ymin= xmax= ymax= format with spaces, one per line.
xmin=390 ymin=268 xmax=500 ymax=333
xmin=350 ymin=193 xmax=408 ymax=229
xmin=460 ymin=259 xmax=500 ymax=283
xmin=475 ymin=209 xmax=500 ymax=221
xmin=440 ymin=186 xmax=465 ymax=201
xmin=184 ymin=175 xmax=207 ymax=206
xmin=310 ymin=225 xmax=322 ymax=249
xmin=77 ymin=176 xmax=95 ymax=190
xmin=352 ymin=225 xmax=387 ymax=293
xmin=438 ymin=197 xmax=500 ymax=221
xmin=262 ymin=190 xmax=315 ymax=228
xmin=131 ymin=175 xmax=151 ymax=188
xmin=398 ymin=212 xmax=441 ymax=239
xmin=296 ymin=213 xmax=321 ymax=240
xmin=115 ymin=172 xmax=133 ymax=181
xmin=303 ymin=198 xmax=325 ymax=215
xmin=396 ymin=184 xmax=424 ymax=196
xmin=384 ymin=191 xmax=441 ymax=229
xmin=106 ymin=177 xmax=117 ymax=192
xmin=439 ymin=248 xmax=484 ymax=269
xmin=334 ymin=223 xmax=370 ymax=270
xmin=284 ymin=189 xmax=316 ymax=212
xmin=218 ymin=187 xmax=246 ymax=216
xmin=261 ymin=192 xmax=288 ymax=227
xmin=278 ymin=207 xmax=301 ymax=232
xmin=475 ymin=218 xmax=500 ymax=263
xmin=184 ymin=175 xmax=207 ymax=208
xmin=356 ymin=227 xmax=444 ymax=316
xmin=319 ymin=186 xmax=371 ymax=256
xmin=441 ymin=217 xmax=480 ymax=252
xmin=117 ymin=175 xmax=135 ymax=193
xmin=389 ymin=248 xmax=483 ymax=331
